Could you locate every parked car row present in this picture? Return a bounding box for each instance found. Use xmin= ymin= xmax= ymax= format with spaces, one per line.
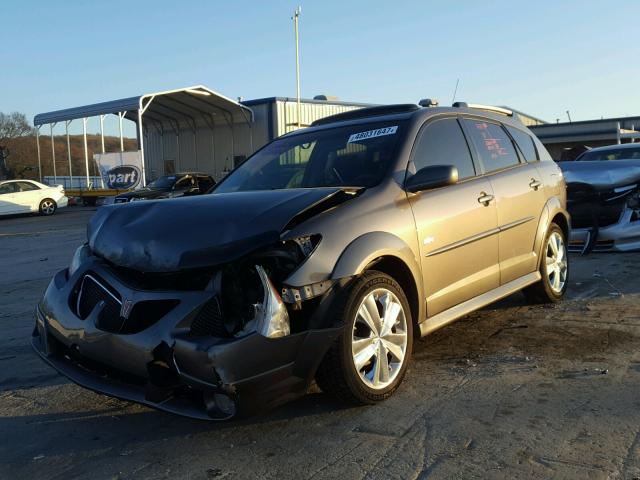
xmin=33 ymin=102 xmax=570 ymax=421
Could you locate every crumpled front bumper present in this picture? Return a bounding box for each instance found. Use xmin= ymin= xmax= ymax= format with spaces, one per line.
xmin=32 ymin=264 xmax=342 ymax=420
xmin=569 ymin=207 xmax=640 ymax=253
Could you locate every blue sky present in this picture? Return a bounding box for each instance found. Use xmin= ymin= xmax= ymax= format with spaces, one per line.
xmin=1 ymin=0 xmax=638 ymax=134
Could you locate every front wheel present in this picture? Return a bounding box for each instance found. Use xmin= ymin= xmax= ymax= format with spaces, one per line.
xmin=315 ymin=271 xmax=413 ymax=404
xmin=39 ymin=198 xmax=57 ymax=216
xmin=523 ymin=223 xmax=569 ymax=303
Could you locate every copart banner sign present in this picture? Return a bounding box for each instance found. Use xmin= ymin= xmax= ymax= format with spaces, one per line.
xmin=94 ymin=151 xmax=143 ymax=190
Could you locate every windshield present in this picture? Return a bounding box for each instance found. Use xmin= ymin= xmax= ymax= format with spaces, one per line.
xmin=214 ymin=121 xmax=405 ymax=193
xmin=147 ymin=175 xmax=178 ymax=189
xmin=578 ymin=147 xmax=640 ymax=161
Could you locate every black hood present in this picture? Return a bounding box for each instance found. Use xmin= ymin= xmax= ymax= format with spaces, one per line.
xmin=88 ymin=188 xmax=356 ymax=272
xmin=560 ymin=160 xmax=640 ymax=191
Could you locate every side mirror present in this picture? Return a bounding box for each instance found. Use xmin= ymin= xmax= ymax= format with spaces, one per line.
xmin=405 ymin=165 xmax=459 ymax=193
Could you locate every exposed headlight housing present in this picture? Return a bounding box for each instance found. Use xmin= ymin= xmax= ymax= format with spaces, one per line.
xmin=290 ymin=234 xmax=321 ymax=257
xmin=68 ymin=244 xmax=90 ymax=277
xmin=253 ymin=265 xmax=290 ymax=338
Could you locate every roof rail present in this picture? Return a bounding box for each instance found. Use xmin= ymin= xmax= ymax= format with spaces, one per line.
xmin=311 ymin=104 xmax=420 ymax=126
xmin=452 ymin=102 xmax=513 ymax=117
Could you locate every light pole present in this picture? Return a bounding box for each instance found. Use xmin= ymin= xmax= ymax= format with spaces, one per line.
xmin=292 ymin=6 xmax=302 ymax=129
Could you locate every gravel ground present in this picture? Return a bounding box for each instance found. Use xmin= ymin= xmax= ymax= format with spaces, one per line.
xmin=1 ymin=207 xmax=639 ymax=480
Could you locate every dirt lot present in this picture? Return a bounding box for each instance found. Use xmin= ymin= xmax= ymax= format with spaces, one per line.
xmin=1 ymin=207 xmax=640 ymax=479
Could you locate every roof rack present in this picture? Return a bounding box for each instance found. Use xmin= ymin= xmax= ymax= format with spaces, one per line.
xmin=452 ymin=102 xmax=513 ymax=117
xmin=311 ymin=104 xmax=420 ymax=126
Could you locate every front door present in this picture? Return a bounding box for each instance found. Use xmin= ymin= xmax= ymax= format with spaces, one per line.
xmin=407 ymin=117 xmax=500 ymax=317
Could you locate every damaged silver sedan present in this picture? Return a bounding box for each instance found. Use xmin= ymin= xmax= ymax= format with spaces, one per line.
xmin=561 ymin=143 xmax=640 ymax=253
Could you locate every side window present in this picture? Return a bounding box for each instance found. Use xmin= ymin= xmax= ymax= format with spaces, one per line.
xmin=412 ymin=118 xmax=476 ymax=180
xmin=506 ymin=126 xmax=538 ymax=162
xmin=0 ymin=183 xmax=17 ymax=195
xmin=197 ymin=176 xmax=215 ymax=193
xmin=174 ymin=176 xmax=193 ymax=190
xmin=463 ymin=119 xmax=521 ymax=172
xmin=17 ymin=182 xmax=39 ymax=192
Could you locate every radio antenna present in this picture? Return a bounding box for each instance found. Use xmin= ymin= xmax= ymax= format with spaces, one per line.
xmin=451 ymin=78 xmax=460 ymax=104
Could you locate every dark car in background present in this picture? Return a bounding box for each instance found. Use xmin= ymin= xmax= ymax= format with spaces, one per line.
xmin=114 ymin=172 xmax=215 ymax=203
xmin=560 ymin=143 xmax=640 ymax=253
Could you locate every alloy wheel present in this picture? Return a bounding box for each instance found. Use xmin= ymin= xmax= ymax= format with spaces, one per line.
xmin=351 ymin=288 xmax=408 ymax=390
xmin=546 ymin=231 xmax=567 ymax=293
xmin=41 ymin=200 xmax=56 ymax=215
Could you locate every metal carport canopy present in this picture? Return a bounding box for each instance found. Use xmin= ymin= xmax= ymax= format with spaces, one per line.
xmin=33 ymin=85 xmax=254 ymax=187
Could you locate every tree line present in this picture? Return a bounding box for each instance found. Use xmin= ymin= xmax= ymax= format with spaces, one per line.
xmin=0 ymin=111 xmax=136 ymax=181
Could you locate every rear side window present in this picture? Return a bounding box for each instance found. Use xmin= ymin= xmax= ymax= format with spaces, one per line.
xmin=506 ymin=126 xmax=538 ymax=162
xmin=412 ymin=118 xmax=476 ymax=179
xmin=463 ymin=119 xmax=520 ymax=172
xmin=17 ymin=182 xmax=39 ymax=192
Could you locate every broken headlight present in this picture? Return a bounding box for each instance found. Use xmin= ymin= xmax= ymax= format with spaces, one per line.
xmin=221 ymin=236 xmax=321 ymax=339
xmin=68 ymin=244 xmax=90 ymax=277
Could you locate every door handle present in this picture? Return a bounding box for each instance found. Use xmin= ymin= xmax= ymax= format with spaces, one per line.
xmin=477 ymin=192 xmax=494 ymax=206
xmin=529 ymin=178 xmax=542 ymax=190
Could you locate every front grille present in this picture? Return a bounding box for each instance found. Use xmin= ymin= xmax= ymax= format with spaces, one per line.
xmin=75 ymin=274 xmax=179 ymax=334
xmin=568 ymin=240 xmax=615 ymax=252
xmin=567 ymin=185 xmax=627 ymax=229
xmin=77 ymin=275 xmax=122 ymax=332
xmin=191 ymin=296 xmax=228 ymax=337
xmin=122 ymin=300 xmax=180 ymax=334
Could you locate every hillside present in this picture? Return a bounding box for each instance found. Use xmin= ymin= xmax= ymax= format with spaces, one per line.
xmin=3 ymin=134 xmax=137 ymax=179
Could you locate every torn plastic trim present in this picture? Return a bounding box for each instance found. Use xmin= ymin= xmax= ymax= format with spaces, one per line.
xmin=281 ymin=279 xmax=335 ymax=304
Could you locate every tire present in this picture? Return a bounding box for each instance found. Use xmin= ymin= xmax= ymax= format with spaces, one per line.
xmin=315 ymin=271 xmax=413 ymax=404
xmin=523 ymin=223 xmax=569 ymax=303
xmin=39 ymin=198 xmax=57 ymax=216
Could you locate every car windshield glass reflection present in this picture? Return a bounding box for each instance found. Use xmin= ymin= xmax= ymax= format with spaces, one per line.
xmin=148 ymin=176 xmax=177 ymax=189
xmin=214 ymin=121 xmax=405 ymax=193
xmin=579 ymin=147 xmax=640 ymax=161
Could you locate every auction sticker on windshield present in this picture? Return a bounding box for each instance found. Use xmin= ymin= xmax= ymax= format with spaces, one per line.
xmin=347 ymin=126 xmax=398 ymax=144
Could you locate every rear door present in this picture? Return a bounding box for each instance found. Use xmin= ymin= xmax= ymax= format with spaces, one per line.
xmin=462 ymin=118 xmax=547 ymax=285
xmin=14 ymin=181 xmax=42 ymax=212
xmin=408 ymin=117 xmax=500 ymax=317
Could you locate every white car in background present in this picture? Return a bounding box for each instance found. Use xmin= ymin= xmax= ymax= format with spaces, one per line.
xmin=0 ymin=180 xmax=68 ymax=217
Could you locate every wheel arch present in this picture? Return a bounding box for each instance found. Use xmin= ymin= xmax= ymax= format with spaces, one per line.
xmin=331 ymin=231 xmax=424 ymax=327
xmin=533 ymin=197 xmax=570 ymax=268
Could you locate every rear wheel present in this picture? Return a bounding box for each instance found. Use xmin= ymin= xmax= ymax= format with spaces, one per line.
xmin=523 ymin=223 xmax=568 ymax=303
xmin=39 ymin=198 xmax=57 ymax=216
xmin=315 ymin=271 xmax=413 ymax=404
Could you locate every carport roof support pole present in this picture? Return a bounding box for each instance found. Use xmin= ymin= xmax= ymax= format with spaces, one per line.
xmin=99 ymin=115 xmax=106 ymax=188
xmin=35 ymin=127 xmax=42 ymax=182
xmin=118 ymin=112 xmax=125 ymax=152
xmin=50 ymin=123 xmax=57 ymax=183
xmin=65 ymin=120 xmax=72 ymax=187
xmin=83 ymin=117 xmax=90 ymax=189
xmin=138 ymin=96 xmax=156 ymax=186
